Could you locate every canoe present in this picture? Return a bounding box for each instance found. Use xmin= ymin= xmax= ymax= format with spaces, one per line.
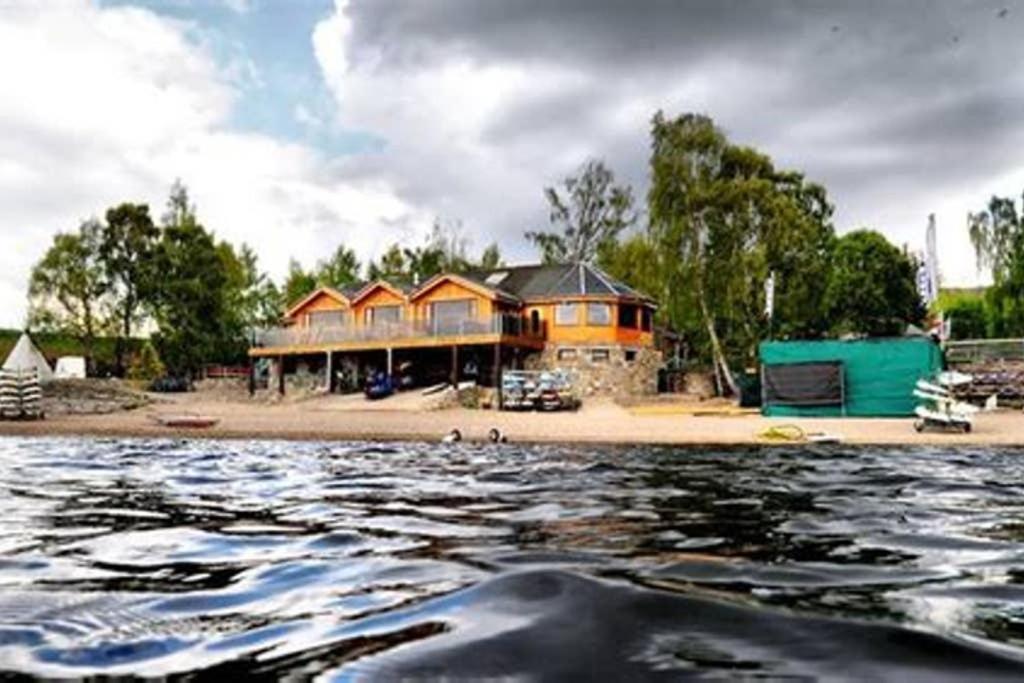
xmin=152 ymin=415 xmax=220 ymax=428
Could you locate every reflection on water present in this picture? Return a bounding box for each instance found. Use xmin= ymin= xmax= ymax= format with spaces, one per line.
xmin=2 ymin=437 xmax=1024 ymax=678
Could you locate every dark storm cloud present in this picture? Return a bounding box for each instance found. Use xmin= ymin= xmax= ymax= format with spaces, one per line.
xmin=330 ymin=0 xmax=1024 ymax=276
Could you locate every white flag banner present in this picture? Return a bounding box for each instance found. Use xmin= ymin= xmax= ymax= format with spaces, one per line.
xmin=926 ymin=214 xmax=939 ymax=302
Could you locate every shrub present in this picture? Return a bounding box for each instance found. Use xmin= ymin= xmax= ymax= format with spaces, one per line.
xmin=127 ymin=341 xmax=166 ymax=382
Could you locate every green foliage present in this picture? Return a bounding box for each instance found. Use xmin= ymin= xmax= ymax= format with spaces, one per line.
xmin=645 ymin=111 xmax=837 ymax=391
xmin=27 ymin=219 xmax=112 ymax=370
xmin=366 ymin=244 xmax=409 ymax=282
xmin=597 ymin=233 xmax=664 ymax=309
xmin=283 ymin=259 xmax=318 ymax=309
xmin=315 ymin=245 xmax=361 ymax=290
xmin=824 ymin=230 xmax=924 ymax=337
xmin=479 ymin=243 xmax=503 ymax=270
xmin=527 ymin=159 xmax=636 ymax=264
xmin=148 ymin=185 xmax=245 ymax=376
xmin=937 ymin=290 xmax=988 ymax=340
xmin=224 ymin=243 xmax=283 ymax=330
xmin=127 ymin=340 xmax=165 ymax=381
xmin=969 ymin=193 xmax=1024 ymax=337
xmin=100 ymin=200 xmax=160 ymax=373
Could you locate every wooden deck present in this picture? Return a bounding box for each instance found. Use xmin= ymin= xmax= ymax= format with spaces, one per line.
xmin=248 ymin=331 xmax=545 ymax=357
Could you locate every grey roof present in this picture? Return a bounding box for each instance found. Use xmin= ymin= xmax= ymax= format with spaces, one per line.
xmin=460 ymin=262 xmax=653 ymax=303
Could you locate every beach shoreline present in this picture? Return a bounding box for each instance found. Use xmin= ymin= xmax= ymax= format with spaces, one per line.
xmin=2 ymin=394 xmax=1021 ymax=447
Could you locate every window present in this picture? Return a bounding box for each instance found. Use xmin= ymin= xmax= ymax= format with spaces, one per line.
xmin=530 ymin=310 xmax=541 ymax=334
xmin=555 ymin=303 xmax=579 ymax=326
xmin=557 ymin=347 xmax=578 ymax=361
xmin=624 ymin=349 xmax=638 ymax=362
xmin=590 ymin=348 xmax=611 ymax=362
xmin=641 ymin=308 xmax=653 ymax=332
xmin=430 ymin=299 xmax=478 ymax=334
xmin=485 ymin=271 xmax=509 ymax=286
xmin=308 ymin=310 xmax=348 ymax=327
xmin=366 ymin=305 xmax=401 ymax=325
xmin=587 ymin=303 xmax=611 ymax=326
xmin=618 ymin=304 xmax=638 ymax=329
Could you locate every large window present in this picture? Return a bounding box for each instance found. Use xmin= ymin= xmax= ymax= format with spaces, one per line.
xmin=555 ymin=303 xmax=580 ymax=326
xmin=366 ymin=305 xmax=401 ymax=325
xmin=308 ymin=310 xmax=348 ymax=327
xmin=587 ymin=303 xmax=611 ymax=326
xmin=430 ymin=299 xmax=478 ymax=334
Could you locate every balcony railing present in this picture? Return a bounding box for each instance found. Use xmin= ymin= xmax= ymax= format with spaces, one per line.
xmin=253 ymin=313 xmax=544 ymax=349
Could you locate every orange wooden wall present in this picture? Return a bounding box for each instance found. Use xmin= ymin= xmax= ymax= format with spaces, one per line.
xmin=352 ymin=286 xmax=406 ymax=324
xmin=285 ymin=281 xmax=656 ymax=347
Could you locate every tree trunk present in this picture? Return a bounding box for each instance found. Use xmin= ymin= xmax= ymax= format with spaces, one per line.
xmin=697 ymin=280 xmax=739 ymax=397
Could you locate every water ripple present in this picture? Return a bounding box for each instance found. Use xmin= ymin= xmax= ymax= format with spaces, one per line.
xmin=1 ymin=436 xmax=1024 ymax=678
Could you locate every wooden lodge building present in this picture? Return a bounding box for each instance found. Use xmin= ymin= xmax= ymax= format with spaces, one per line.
xmin=249 ymin=262 xmax=662 ymax=397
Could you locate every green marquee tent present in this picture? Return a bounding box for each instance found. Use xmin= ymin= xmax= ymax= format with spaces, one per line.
xmin=759 ymin=337 xmax=942 ymax=417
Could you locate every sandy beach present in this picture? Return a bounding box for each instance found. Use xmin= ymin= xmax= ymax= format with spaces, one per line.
xmin=1 ymin=392 xmax=1022 ymax=446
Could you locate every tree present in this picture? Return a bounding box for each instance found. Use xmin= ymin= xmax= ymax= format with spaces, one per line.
xmin=27 ymin=219 xmax=111 ymax=371
xmin=824 ymin=230 xmax=925 ymax=337
xmin=229 ymin=243 xmax=283 ymax=330
xmin=940 ymin=294 xmax=988 ymax=340
xmin=100 ymin=202 xmax=160 ymax=374
xmin=127 ymin=340 xmax=165 ymax=382
xmin=479 ymin=242 xmax=503 ymax=270
xmin=969 ymin=192 xmax=1024 ymax=336
xmin=283 ymin=259 xmax=317 ymax=308
xmin=527 ymin=159 xmax=636 ymax=264
xmin=315 ymin=245 xmax=361 ymax=290
xmin=149 ymin=185 xmax=240 ymax=377
xmin=366 ymin=245 xmax=408 ymax=282
xmin=597 ymin=233 xmax=663 ymax=311
xmin=646 ymin=112 xmax=836 ymax=394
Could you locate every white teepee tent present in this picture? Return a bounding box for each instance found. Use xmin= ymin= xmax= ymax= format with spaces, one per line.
xmin=2 ymin=333 xmax=54 ymax=383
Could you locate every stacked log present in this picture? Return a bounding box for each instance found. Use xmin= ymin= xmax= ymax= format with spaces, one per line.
xmin=949 ymin=361 xmax=1024 ymax=408
xmin=0 ymin=370 xmax=44 ymax=420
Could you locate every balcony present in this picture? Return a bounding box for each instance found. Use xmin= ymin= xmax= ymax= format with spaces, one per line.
xmin=252 ymin=313 xmax=545 ymax=353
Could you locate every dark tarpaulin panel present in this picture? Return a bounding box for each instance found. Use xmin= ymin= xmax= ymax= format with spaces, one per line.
xmin=763 ymin=361 xmax=843 ymax=407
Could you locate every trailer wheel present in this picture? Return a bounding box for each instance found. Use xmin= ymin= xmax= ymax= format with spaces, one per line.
xmin=913 ymin=419 xmax=925 ymax=433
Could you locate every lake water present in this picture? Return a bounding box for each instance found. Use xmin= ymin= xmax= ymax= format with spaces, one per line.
xmin=2 ymin=437 xmax=1024 ymax=679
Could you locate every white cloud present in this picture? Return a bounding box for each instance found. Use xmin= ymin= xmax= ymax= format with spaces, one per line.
xmin=0 ymin=0 xmax=426 ymax=328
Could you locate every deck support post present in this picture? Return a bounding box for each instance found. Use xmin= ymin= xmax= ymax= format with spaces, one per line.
xmin=325 ymin=351 xmax=333 ymax=394
xmin=277 ymin=355 xmax=285 ymax=396
xmin=386 ymin=347 xmax=393 ymax=377
xmin=248 ymin=358 xmax=255 ymax=397
xmin=493 ymin=343 xmax=502 ymax=410
xmin=451 ymin=345 xmax=459 ymax=386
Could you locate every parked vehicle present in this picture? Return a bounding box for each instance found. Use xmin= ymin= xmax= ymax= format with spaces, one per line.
xmin=364 ymin=371 xmax=394 ymax=400
xmin=150 ymin=376 xmax=190 ymax=393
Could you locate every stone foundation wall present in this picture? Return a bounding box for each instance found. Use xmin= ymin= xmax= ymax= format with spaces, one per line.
xmin=524 ymin=344 xmax=662 ymax=397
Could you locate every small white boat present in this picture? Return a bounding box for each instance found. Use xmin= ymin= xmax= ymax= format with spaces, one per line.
xmin=913 ymin=378 xmax=974 ymax=433
xmin=914 ymin=405 xmax=971 ymax=433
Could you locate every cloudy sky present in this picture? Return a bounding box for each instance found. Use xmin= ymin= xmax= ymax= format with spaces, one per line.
xmin=1 ymin=0 xmax=1022 ymax=328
